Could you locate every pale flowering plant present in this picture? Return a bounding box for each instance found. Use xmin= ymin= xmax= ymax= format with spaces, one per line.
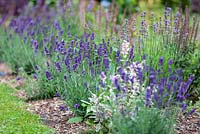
xmin=83 ymin=57 xmax=194 ymax=133
xmin=121 ymin=40 xmax=131 ymax=58
xmin=83 ymin=61 xmax=146 ymax=132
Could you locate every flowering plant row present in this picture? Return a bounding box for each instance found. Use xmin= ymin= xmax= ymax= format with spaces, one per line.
xmin=0 ymin=1 xmax=199 ymax=133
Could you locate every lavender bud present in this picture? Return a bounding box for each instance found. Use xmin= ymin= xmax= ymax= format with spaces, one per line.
xmin=168 ymin=59 xmax=173 ymax=65
xmin=64 ymin=74 xmax=67 ymax=81
xmin=33 ymin=74 xmax=38 ymax=80
xmin=59 ymin=105 xmax=68 ymax=111
xmin=56 ymin=92 xmax=61 ymax=97
xmin=74 ymin=103 xmax=80 ymax=109
xmin=45 ymin=70 xmax=52 ymax=80
xmin=188 ymin=108 xmax=196 ymax=115
xmin=90 ymin=32 xmax=95 ymax=40
xmin=159 ymin=57 xmax=164 ymax=65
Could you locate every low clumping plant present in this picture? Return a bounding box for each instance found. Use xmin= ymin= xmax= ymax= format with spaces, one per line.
xmin=82 ymin=59 xmax=193 ymax=133
xmin=29 ymin=32 xmax=116 ymax=115
xmin=111 ymin=106 xmax=175 ymax=134
xmin=187 ymin=99 xmax=200 ymax=113
xmin=0 ymin=28 xmax=46 ymax=75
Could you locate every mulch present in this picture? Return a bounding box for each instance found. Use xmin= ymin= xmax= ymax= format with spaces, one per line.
xmin=26 ymin=97 xmax=88 ymax=134
xmin=176 ymin=112 xmax=200 ymax=134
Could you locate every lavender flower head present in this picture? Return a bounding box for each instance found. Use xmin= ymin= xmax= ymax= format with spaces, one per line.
xmin=33 ymin=74 xmax=38 ymax=80
xmin=90 ymin=32 xmax=95 ymax=40
xmin=54 ymin=62 xmax=62 ymax=72
xmin=110 ymin=75 xmax=121 ymax=91
xmin=56 ymin=92 xmax=61 ymax=97
xmin=86 ymin=0 xmax=95 ymax=11
xmin=74 ymin=103 xmax=80 ymax=109
xmin=116 ymin=50 xmax=121 ymax=63
xmin=64 ymin=74 xmax=67 ymax=81
xmin=45 ymin=70 xmax=52 ymax=80
xmin=103 ymin=57 xmax=110 ymax=70
xmin=100 ymin=72 xmax=107 ymax=82
xmin=188 ymin=108 xmax=196 ymax=115
xmin=35 ymin=65 xmax=40 ymax=72
xmin=59 ymin=105 xmax=68 ymax=111
xmin=168 ymin=59 xmax=173 ymax=65
xmin=159 ymin=57 xmax=164 ymax=65
xmin=16 ymin=76 xmax=23 ymax=81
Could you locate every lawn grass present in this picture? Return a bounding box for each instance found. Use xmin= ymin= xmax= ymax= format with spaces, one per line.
xmin=0 ymin=84 xmax=55 ymax=134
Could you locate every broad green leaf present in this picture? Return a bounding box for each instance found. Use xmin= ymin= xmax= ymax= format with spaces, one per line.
xmin=67 ymin=116 xmax=83 ymax=124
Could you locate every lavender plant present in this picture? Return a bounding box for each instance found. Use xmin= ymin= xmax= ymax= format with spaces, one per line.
xmin=0 ymin=28 xmax=46 ymax=74
xmin=82 ymin=55 xmax=195 ymax=132
xmin=111 ymin=106 xmax=175 ymax=134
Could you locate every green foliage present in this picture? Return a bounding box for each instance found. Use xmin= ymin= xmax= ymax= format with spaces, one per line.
xmin=67 ymin=116 xmax=83 ymax=124
xmin=0 ymin=29 xmax=46 ymax=75
xmin=175 ymin=47 xmax=200 ymax=102
xmin=161 ymin=0 xmax=190 ymax=10
xmin=82 ymin=75 xmax=177 ymax=134
xmin=111 ymin=107 xmax=175 ymax=134
xmin=29 ymin=0 xmax=57 ymax=6
xmin=187 ymin=98 xmax=200 ymax=112
xmin=116 ymin=0 xmax=139 ymax=13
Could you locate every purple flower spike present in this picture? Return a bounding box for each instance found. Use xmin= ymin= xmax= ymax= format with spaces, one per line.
xmin=45 ymin=70 xmax=52 ymax=80
xmin=56 ymin=92 xmax=61 ymax=97
xmin=90 ymin=32 xmax=95 ymax=40
xmin=64 ymin=74 xmax=67 ymax=81
xmin=145 ymin=86 xmax=152 ymax=106
xmin=33 ymin=40 xmax=39 ymax=53
xmin=116 ymin=50 xmax=121 ymax=63
xmin=129 ymin=46 xmax=134 ymax=60
xmin=44 ymin=47 xmax=50 ymax=55
xmin=74 ymin=103 xmax=80 ymax=109
xmin=159 ymin=57 xmax=164 ymax=65
xmin=114 ymin=78 xmax=121 ymax=91
xmin=181 ymin=103 xmax=188 ymax=112
xmin=103 ymin=57 xmax=110 ymax=70
xmin=33 ymin=74 xmax=38 ymax=80
xmin=142 ymin=54 xmax=146 ymax=60
xmin=153 ymin=92 xmax=159 ymax=102
xmin=168 ymin=59 xmax=173 ymax=65
xmin=187 ymin=75 xmax=194 ymax=85
xmin=16 ymin=77 xmax=22 ymax=81
xmin=54 ymin=62 xmax=62 ymax=72
xmin=35 ymin=65 xmax=40 ymax=72
xmin=59 ymin=105 xmax=68 ymax=111
xmin=99 ymin=81 xmax=106 ymax=87
xmin=100 ymin=72 xmax=106 ymax=81
xmin=140 ymin=11 xmax=146 ymax=17
xmin=188 ymin=108 xmax=196 ymax=115
xmin=87 ymin=0 xmax=95 ymax=11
